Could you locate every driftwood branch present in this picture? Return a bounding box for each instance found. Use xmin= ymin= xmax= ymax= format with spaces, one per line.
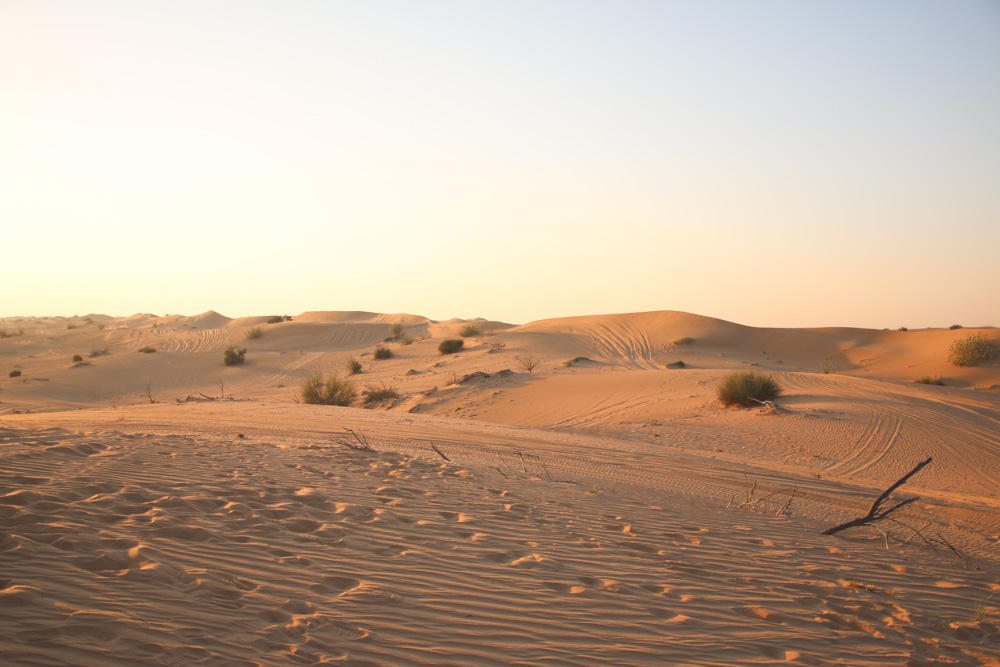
xmin=821 ymin=457 xmax=932 ymax=535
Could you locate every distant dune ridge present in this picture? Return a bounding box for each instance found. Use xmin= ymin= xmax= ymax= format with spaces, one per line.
xmin=1 ymin=309 xmax=998 ymax=665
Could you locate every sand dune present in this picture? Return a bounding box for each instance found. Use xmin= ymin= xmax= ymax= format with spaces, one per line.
xmin=1 ymin=309 xmax=998 ymax=665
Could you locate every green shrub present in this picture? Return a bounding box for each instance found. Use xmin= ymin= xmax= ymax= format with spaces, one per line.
xmin=9 ymin=370 xmax=21 ymax=377
xmin=438 ymin=338 xmax=464 ymax=355
xmin=718 ymin=371 xmax=782 ymax=407
xmin=361 ymin=385 xmax=399 ymax=407
xmin=224 ymin=345 xmax=247 ymax=366
xmin=458 ymin=324 xmax=482 ymax=338
xmin=373 ymin=343 xmax=393 ymax=360
xmin=245 ymin=326 xmax=263 ymax=340
xmin=137 ymin=347 xmax=156 ymax=354
xmin=915 ymin=376 xmax=945 ymax=386
xmin=301 ymin=374 xmax=356 ymax=406
xmin=389 ymin=323 xmax=404 ymax=339
xmin=72 ymin=354 xmax=83 ymax=363
xmin=346 ymin=358 xmax=362 ymax=375
xmin=666 ymin=360 xmax=687 ymax=369
xmin=948 ymin=332 xmax=996 ymax=367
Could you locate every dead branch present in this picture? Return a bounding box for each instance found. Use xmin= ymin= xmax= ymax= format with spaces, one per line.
xmin=146 ymin=382 xmax=156 ymax=404
xmin=430 ymin=443 xmax=451 ymax=462
xmin=336 ymin=428 xmax=375 ymax=452
xmin=492 ymin=466 xmax=509 ymax=479
xmin=821 ymin=457 xmax=932 ymax=535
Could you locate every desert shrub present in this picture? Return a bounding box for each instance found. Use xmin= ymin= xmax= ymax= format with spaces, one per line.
xmin=718 ymin=371 xmax=782 ymax=407
xmin=458 ymin=324 xmax=482 ymax=338
xmin=346 ymin=358 xmax=363 ymax=375
xmin=97 ymin=324 xmax=106 ymax=330
xmin=66 ymin=324 xmax=76 ymax=330
xmin=138 ymin=347 xmax=156 ymax=354
xmin=915 ymin=376 xmax=945 ymax=386
xmin=949 ymin=324 xmax=962 ymax=330
xmin=489 ymin=338 xmax=506 ymax=351
xmin=223 ymin=345 xmax=247 ymax=366
xmin=399 ymin=334 xmax=415 ymax=346
xmin=515 ymin=353 xmax=540 ymax=373
xmin=898 ymin=327 xmax=908 ymax=332
xmin=819 ymin=358 xmax=832 ymax=374
xmin=373 ymin=343 xmax=393 ymax=360
xmin=672 ymin=337 xmax=695 ymax=346
xmin=266 ymin=315 xmax=292 ymax=324
xmin=9 ymin=370 xmax=21 ymax=377
xmin=245 ymin=326 xmax=263 ymax=340
xmin=361 ymin=384 xmax=399 ymax=407
xmin=300 ymin=374 xmax=356 ymax=406
xmin=563 ymin=357 xmax=590 ymax=367
xmin=947 ymin=332 xmax=996 ymax=367
xmin=89 ymin=348 xmax=109 ymax=358
xmin=0 ymin=329 xmax=8 ymax=339
xmin=72 ymin=354 xmax=83 ymax=362
xmin=438 ymin=338 xmax=464 ymax=355
xmin=389 ymin=323 xmax=404 ymax=339
xmin=666 ymin=360 xmax=687 ymax=369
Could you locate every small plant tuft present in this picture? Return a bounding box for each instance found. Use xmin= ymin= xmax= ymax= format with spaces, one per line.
xmin=361 ymin=384 xmax=400 ymax=407
xmin=389 ymin=323 xmax=405 ymax=339
xmin=346 ymin=358 xmax=363 ymax=375
xmin=266 ymin=315 xmax=292 ymax=324
xmin=458 ymin=324 xmax=482 ymax=338
xmin=915 ymin=376 xmax=945 ymax=386
xmin=672 ymin=337 xmax=695 ymax=346
xmin=373 ymin=343 xmax=393 ymax=360
xmin=819 ymin=358 xmax=832 ymax=374
xmin=666 ymin=360 xmax=687 ymax=369
xmin=717 ymin=371 xmax=782 ymax=407
xmin=948 ymin=332 xmax=996 ymax=367
xmin=9 ymin=370 xmax=21 ymax=377
xmin=72 ymin=354 xmax=83 ymax=363
xmin=515 ymin=353 xmax=540 ymax=373
xmin=438 ymin=338 xmax=464 ymax=355
xmin=563 ymin=356 xmax=591 ymax=367
xmin=489 ymin=338 xmax=506 ymax=351
xmin=399 ymin=333 xmax=415 ymax=345
xmin=138 ymin=347 xmax=156 ymax=354
xmin=245 ymin=326 xmax=263 ymax=340
xmin=223 ymin=345 xmax=247 ymax=366
xmin=301 ymin=374 xmax=356 ymax=406
xmin=89 ymin=348 xmax=109 ymax=358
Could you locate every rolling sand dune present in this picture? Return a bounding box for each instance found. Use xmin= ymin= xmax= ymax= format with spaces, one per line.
xmin=1 ymin=310 xmax=998 ymax=665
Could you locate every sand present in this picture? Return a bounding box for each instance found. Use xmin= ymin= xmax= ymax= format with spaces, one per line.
xmin=1 ymin=310 xmax=998 ymax=665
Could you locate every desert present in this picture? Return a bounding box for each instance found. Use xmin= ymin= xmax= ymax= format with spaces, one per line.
xmin=0 ymin=309 xmax=998 ymax=666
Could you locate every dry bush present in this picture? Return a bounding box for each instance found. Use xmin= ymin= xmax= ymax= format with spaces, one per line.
xmin=718 ymin=371 xmax=782 ymax=407
xmin=345 ymin=358 xmax=363 ymax=375
xmin=223 ymin=345 xmax=247 ymax=366
xmin=361 ymin=384 xmax=399 ymax=407
xmin=459 ymin=324 xmax=482 ymax=338
xmin=948 ymin=332 xmax=996 ymax=367
xmin=515 ymin=353 xmax=540 ymax=373
xmin=245 ymin=326 xmax=264 ymax=340
xmin=373 ymin=343 xmax=393 ymax=360
xmin=301 ymin=374 xmax=356 ymax=406
xmin=438 ymin=338 xmax=464 ymax=355
xmin=389 ymin=323 xmax=405 ymax=339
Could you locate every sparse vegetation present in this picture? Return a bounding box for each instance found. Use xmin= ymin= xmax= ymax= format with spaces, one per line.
xmin=138 ymin=347 xmax=156 ymax=354
xmin=717 ymin=371 xmax=782 ymax=407
xmin=0 ymin=329 xmax=9 ymax=339
xmin=301 ymin=374 xmax=356 ymax=406
xmin=949 ymin=324 xmax=962 ymax=330
xmin=266 ymin=315 xmax=292 ymax=324
xmin=819 ymin=358 xmax=832 ymax=374
xmin=223 ymin=345 xmax=247 ymax=366
xmin=245 ymin=326 xmax=263 ymax=340
xmin=9 ymin=370 xmax=21 ymax=377
xmin=89 ymin=348 xmax=109 ymax=358
xmin=399 ymin=334 xmax=415 ymax=346
xmin=516 ymin=353 xmax=540 ymax=373
xmin=66 ymin=324 xmax=76 ymax=330
xmin=346 ymin=358 xmax=363 ymax=375
xmin=672 ymin=337 xmax=695 ymax=346
xmin=361 ymin=384 xmax=399 ymax=407
xmin=915 ymin=376 xmax=945 ymax=386
xmin=666 ymin=360 xmax=687 ymax=369
xmin=438 ymin=338 xmax=464 ymax=355
xmin=489 ymin=338 xmax=506 ymax=351
xmin=563 ymin=357 xmax=591 ymax=367
xmin=373 ymin=343 xmax=393 ymax=360
xmin=948 ymin=332 xmax=996 ymax=367
xmin=389 ymin=323 xmax=405 ymax=339
xmin=458 ymin=324 xmax=482 ymax=338
xmin=898 ymin=327 xmax=908 ymax=332
xmin=72 ymin=354 xmax=83 ymax=363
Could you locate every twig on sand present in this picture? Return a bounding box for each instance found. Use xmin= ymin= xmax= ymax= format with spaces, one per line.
xmin=430 ymin=443 xmax=451 ymax=462
xmin=821 ymin=458 xmax=932 ymax=536
xmin=336 ymin=428 xmax=375 ymax=452
xmin=492 ymin=466 xmax=509 ymax=479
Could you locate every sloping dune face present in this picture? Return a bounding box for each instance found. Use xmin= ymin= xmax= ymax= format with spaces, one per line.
xmin=0 ymin=309 xmax=999 ymax=665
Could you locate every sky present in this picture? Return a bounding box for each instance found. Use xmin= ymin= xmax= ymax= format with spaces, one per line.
xmin=1 ymin=0 xmax=998 ymax=328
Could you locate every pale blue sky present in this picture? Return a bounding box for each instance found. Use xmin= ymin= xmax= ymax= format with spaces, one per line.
xmin=2 ymin=1 xmax=998 ymax=327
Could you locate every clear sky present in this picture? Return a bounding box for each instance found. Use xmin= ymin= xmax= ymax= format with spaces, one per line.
xmin=2 ymin=1 xmax=998 ymax=328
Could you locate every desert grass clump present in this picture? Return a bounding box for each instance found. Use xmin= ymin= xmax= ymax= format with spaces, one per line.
xmin=267 ymin=315 xmax=292 ymax=324
xmin=489 ymin=338 xmax=506 ymax=351
xmin=399 ymin=333 xmax=415 ymax=346
xmin=458 ymin=324 xmax=482 ymax=338
xmin=948 ymin=332 xmax=996 ymax=367
xmin=137 ymin=347 xmax=156 ymax=354
xmin=438 ymin=338 xmax=464 ymax=355
xmin=717 ymin=371 xmax=782 ymax=407
xmin=373 ymin=343 xmax=393 ymax=360
xmin=301 ymin=374 xmax=356 ymax=406
xmin=223 ymin=345 xmax=247 ymax=366
xmin=361 ymin=384 xmax=399 ymax=407
xmin=563 ymin=356 xmax=590 ymax=367
xmin=72 ymin=354 xmax=83 ymax=363
xmin=819 ymin=358 xmax=833 ymax=374
xmin=345 ymin=358 xmax=363 ymax=375
xmin=245 ymin=326 xmax=264 ymax=340
xmin=9 ymin=370 xmax=21 ymax=377
xmin=389 ymin=323 xmax=405 ymax=339
xmin=915 ymin=376 xmax=945 ymax=386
